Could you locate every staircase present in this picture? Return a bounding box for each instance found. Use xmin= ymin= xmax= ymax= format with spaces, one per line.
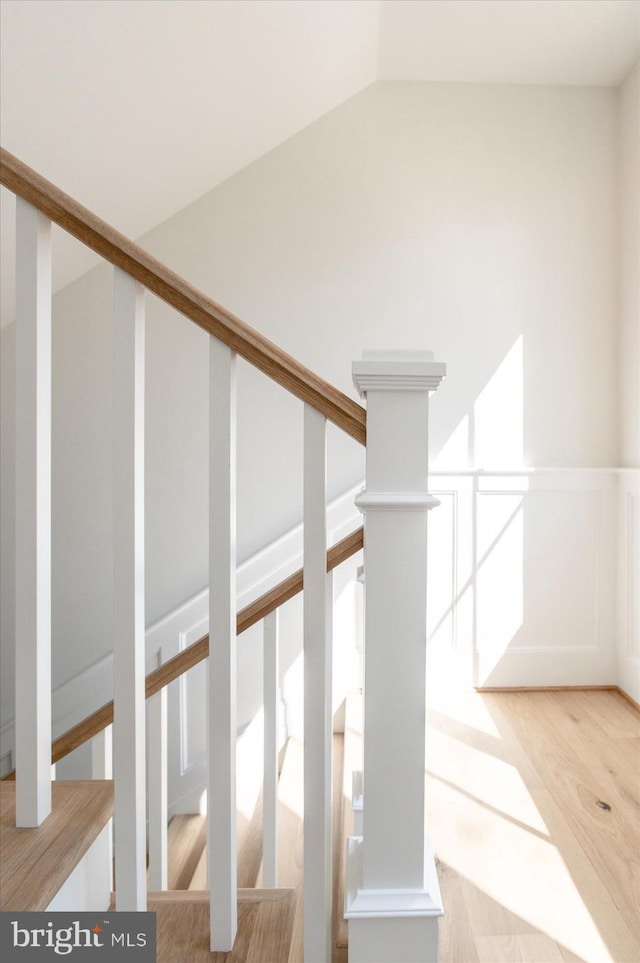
xmin=148 ymin=728 xmax=351 ymax=963
xmin=0 ymin=148 xmax=446 ymax=963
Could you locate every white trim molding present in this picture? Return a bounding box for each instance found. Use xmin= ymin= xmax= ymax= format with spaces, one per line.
xmin=617 ymin=469 xmax=640 ymax=704
xmin=427 ymin=467 xmax=619 ymax=688
xmin=355 ymin=492 xmax=441 ymax=512
xmin=345 ymin=836 xmax=442 ymax=963
xmin=353 ymin=350 xmax=446 ymax=396
xmin=345 ymin=837 xmax=443 ymax=920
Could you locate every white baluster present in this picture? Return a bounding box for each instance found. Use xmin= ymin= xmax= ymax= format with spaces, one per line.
xmin=148 ymin=655 xmax=168 ymax=891
xmin=208 ymin=338 xmax=237 ymax=951
xmin=15 ymin=198 xmax=52 ymax=827
xmin=346 ymin=349 xmax=446 ymax=963
xmin=303 ymin=404 xmax=332 ymax=963
xmin=262 ymin=610 xmax=279 ymax=888
xmin=92 ymin=725 xmax=114 ymax=891
xmin=113 ymin=268 xmax=146 ymax=910
xmin=352 ymin=769 xmax=363 ymax=836
xmin=92 ymin=725 xmax=113 ymax=780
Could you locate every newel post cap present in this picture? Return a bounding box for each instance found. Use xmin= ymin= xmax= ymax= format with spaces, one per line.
xmin=352 ymin=349 xmax=446 ymax=398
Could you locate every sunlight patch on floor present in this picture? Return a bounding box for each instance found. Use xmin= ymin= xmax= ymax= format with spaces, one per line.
xmin=428 ymin=727 xmax=549 ymax=836
xmin=428 ymin=684 xmax=502 ymax=737
xmin=427 ymin=689 xmax=614 ymax=962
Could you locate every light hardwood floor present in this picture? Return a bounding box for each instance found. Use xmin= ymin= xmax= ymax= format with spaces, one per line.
xmin=428 ymin=688 xmax=640 ymax=963
xmin=158 ymin=689 xmax=639 ymax=962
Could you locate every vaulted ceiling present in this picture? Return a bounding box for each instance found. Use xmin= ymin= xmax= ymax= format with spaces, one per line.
xmin=1 ymin=0 xmax=638 ymax=323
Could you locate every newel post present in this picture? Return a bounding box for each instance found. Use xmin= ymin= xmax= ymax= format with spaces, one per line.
xmin=345 ymin=350 xmax=445 ymax=963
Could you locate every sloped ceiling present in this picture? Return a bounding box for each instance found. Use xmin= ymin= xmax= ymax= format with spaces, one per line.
xmin=379 ymin=0 xmax=639 ymax=86
xmin=1 ymin=0 xmax=639 ymax=323
xmin=0 ymin=0 xmax=380 ymax=322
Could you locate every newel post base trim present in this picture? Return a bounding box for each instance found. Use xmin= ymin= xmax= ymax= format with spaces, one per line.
xmin=345 ymin=836 xmax=443 ymax=963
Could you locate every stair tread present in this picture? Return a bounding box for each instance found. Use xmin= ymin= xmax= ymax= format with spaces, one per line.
xmin=147 ymin=888 xmax=297 ymax=963
xmin=166 ymin=813 xmax=207 ymax=889
xmin=0 ymin=780 xmax=113 ymax=911
xmin=167 ymin=785 xmax=265 ymax=891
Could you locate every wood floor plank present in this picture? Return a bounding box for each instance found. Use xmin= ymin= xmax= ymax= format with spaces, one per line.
xmin=530 ymin=692 xmax=640 ymax=815
xmin=528 ymin=786 xmax=639 ymax=963
xmin=570 ymin=689 xmax=640 ymax=739
xmin=430 ymin=689 xmax=640 ymax=963
xmin=436 ymin=859 xmax=480 ymax=963
xmin=475 ymin=933 xmax=565 ymax=963
xmin=481 ymin=693 xmax=640 ymax=961
xmin=604 ymin=736 xmax=640 ymax=809
xmin=460 ymin=876 xmax=537 ymax=939
xmin=488 ymin=691 xmax=640 ymax=948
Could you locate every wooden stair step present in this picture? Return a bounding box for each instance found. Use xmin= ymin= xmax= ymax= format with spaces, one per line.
xmin=184 ymin=716 xmax=270 ymax=890
xmin=0 ymin=780 xmax=113 ymax=911
xmin=175 ymin=782 xmax=266 ymax=891
xmin=148 ymin=888 xmax=296 ymax=963
xmin=166 ymin=813 xmax=207 ymax=889
xmin=187 ymin=737 xmax=302 ymax=894
xmin=163 ymin=727 xmax=351 ymax=961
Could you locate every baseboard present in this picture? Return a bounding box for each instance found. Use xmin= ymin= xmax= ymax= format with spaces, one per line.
xmin=475 ymin=684 xmax=640 ymax=712
xmin=614 ymin=685 xmax=640 ymax=712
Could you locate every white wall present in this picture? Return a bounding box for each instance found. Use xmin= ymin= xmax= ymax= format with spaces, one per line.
xmin=618 ymin=62 xmax=639 ymax=469
xmin=616 ymin=62 xmax=640 ymax=703
xmin=0 ymin=80 xmax=622 ymax=729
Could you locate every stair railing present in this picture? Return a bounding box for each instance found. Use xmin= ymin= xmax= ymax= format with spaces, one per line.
xmin=1 ymin=524 xmax=362 ymax=774
xmin=3 ymin=524 xmax=364 ymax=909
xmin=2 ymin=146 xmax=446 ymax=963
xmin=1 ymin=147 xmax=363 ymax=960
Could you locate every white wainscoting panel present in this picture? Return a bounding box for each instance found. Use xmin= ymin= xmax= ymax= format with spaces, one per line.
xmin=617 ymin=470 xmax=640 ymax=704
xmin=429 ymin=469 xmax=618 ymax=688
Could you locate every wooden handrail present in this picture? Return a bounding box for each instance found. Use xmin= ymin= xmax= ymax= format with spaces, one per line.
xmin=2 ymin=526 xmax=364 ymax=779
xmin=0 ymin=148 xmax=366 ymax=446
